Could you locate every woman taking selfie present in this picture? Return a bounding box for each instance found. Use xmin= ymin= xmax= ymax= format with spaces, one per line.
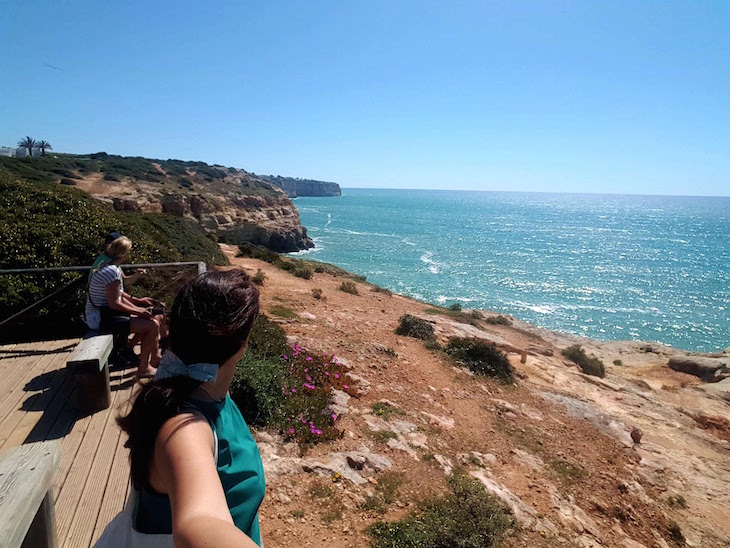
xmin=98 ymin=269 xmax=264 ymax=547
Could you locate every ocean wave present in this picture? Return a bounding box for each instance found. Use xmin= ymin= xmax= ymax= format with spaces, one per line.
xmin=401 ymin=238 xmax=417 ymax=246
xmin=325 ymin=213 xmax=332 ymax=227
xmin=420 ymin=252 xmax=444 ymax=274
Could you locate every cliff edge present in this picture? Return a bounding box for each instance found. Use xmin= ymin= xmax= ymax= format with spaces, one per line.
xmin=261 ymin=175 xmax=342 ymax=197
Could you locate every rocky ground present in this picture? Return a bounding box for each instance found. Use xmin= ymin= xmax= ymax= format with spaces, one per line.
xmin=221 ymin=245 xmax=730 ymax=548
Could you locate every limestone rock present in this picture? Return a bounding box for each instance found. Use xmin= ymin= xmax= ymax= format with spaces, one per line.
xmin=668 ymin=356 xmax=729 ymax=380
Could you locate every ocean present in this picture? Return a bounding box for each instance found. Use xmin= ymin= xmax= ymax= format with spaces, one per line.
xmin=293 ymin=189 xmax=730 ymax=353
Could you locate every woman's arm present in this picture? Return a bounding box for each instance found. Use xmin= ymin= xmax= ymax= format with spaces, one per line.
xmin=105 ymin=281 xmax=151 ymax=317
xmin=152 ymin=414 xmax=259 ymax=548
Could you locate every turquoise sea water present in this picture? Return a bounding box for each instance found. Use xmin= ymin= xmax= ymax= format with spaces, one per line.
xmin=294 ymin=189 xmax=730 ymax=352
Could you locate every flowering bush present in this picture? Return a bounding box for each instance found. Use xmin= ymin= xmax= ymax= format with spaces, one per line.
xmin=281 ymin=343 xmax=353 ymax=444
xmin=231 ymin=314 xmax=353 ymax=445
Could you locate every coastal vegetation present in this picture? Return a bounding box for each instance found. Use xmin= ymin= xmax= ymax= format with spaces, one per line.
xmin=369 ymin=471 xmax=514 ymax=547
xmin=561 ymin=345 xmax=606 ymax=378
xmin=0 ymin=173 xmax=226 ymax=341
xmin=338 ymin=280 xmax=359 ymax=295
xmin=395 ymin=314 xmax=435 ymax=341
xmin=230 ymin=313 xmax=351 ymax=445
xmin=252 ymin=269 xmax=266 ymax=285
xmin=0 ymin=152 xmax=279 ymax=196
xmin=444 ymin=337 xmax=514 ymax=383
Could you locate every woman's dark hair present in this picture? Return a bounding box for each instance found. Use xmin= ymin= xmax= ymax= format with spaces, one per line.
xmin=118 ymin=269 xmax=259 ymax=491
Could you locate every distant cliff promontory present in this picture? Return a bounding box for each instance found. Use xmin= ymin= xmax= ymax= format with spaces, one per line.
xmin=260 ymin=175 xmax=341 ymax=198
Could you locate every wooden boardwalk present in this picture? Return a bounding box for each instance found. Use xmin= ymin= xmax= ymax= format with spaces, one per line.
xmin=0 ymin=339 xmax=136 ymax=548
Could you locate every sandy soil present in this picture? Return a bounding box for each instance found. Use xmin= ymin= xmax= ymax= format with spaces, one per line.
xmin=221 ymin=244 xmax=730 ymax=547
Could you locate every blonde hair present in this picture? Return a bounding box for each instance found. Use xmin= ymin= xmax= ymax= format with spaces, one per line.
xmin=107 ymin=236 xmax=132 ymax=259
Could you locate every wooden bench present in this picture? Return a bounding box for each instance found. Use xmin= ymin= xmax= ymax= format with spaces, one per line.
xmin=0 ymin=441 xmax=60 ymax=548
xmin=66 ymin=333 xmax=113 ymax=413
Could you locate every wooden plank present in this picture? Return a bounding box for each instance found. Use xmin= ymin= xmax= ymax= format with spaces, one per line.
xmin=89 ymin=413 xmax=131 ymax=545
xmin=67 ymin=335 xmax=113 ymax=374
xmin=53 ymin=368 xmax=125 ymax=543
xmin=21 ymin=372 xmax=75 ymax=446
xmin=0 ymin=342 xmax=51 ymax=403
xmin=60 ymin=402 xmax=123 ymax=548
xmin=0 ymin=441 xmax=59 ymax=548
xmin=0 ymin=347 xmax=73 ymax=450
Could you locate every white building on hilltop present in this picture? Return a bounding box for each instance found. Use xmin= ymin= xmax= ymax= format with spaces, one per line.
xmin=0 ymin=146 xmax=44 ymax=157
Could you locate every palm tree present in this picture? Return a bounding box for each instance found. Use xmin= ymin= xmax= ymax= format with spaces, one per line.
xmin=17 ymin=136 xmax=36 ymax=157
xmin=36 ymin=140 xmax=52 ymax=155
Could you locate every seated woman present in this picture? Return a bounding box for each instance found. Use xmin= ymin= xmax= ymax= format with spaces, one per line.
xmin=85 ymin=236 xmax=163 ymax=378
xmin=91 ymin=231 xmax=148 ymax=286
xmin=115 ymin=270 xmax=264 ymax=547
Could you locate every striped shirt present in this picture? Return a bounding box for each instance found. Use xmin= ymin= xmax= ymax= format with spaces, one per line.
xmin=88 ymin=264 xmax=123 ymax=307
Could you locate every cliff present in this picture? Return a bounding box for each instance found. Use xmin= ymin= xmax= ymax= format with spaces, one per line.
xmin=222 ymin=243 xmax=730 ymax=548
xmin=260 ymin=175 xmax=342 ymax=197
xmin=0 ymin=154 xmax=314 ymax=252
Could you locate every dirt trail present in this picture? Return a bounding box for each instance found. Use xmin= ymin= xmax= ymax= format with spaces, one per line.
xmin=222 ymin=244 xmax=730 ymax=547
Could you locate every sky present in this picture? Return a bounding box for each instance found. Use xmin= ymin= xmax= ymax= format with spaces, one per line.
xmin=1 ymin=1 xmax=728 ymax=195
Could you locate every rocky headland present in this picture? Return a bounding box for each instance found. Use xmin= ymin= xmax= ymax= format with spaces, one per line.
xmin=0 ymin=154 xmax=317 ymax=252
xmin=219 ymin=244 xmax=730 ymax=548
xmin=261 ymin=175 xmax=342 ymax=197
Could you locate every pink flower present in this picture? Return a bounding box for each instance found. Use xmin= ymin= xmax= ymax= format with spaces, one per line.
xmin=334 ymin=373 xmax=339 ymax=379
xmin=291 ymin=388 xmax=296 ymax=393
xmin=301 ymin=419 xmax=307 ymax=424
xmin=343 ymin=385 xmax=349 ymax=389
xmin=306 ymin=376 xmax=312 ymax=382
xmin=283 ymin=355 xmax=288 ymax=360
xmin=306 ymin=356 xmax=312 ymax=362
xmin=304 ymin=368 xmax=308 ymax=373
xmin=325 ymin=372 xmax=329 ymax=376
xmin=331 ymin=413 xmax=337 ymax=420
xmin=288 ymin=428 xmax=295 ymax=434
xmin=315 ymin=429 xmax=322 ymax=435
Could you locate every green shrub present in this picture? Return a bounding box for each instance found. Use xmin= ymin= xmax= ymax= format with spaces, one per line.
xmin=270 ymin=304 xmax=297 ymax=319
xmin=613 ymin=359 xmax=623 ymax=366
xmin=371 ymin=402 xmax=404 ymax=421
xmin=293 ymin=266 xmax=313 ymax=280
xmin=230 ymin=315 xmax=349 ymax=445
xmin=359 ymin=472 xmax=403 ymax=514
xmin=371 ymin=285 xmax=393 ymax=296
xmin=312 ymin=288 xmax=324 ymax=300
xmin=445 ymin=338 xmax=514 ymax=383
xmin=59 ymin=178 xmax=76 ymax=186
xmin=369 ymin=471 xmax=514 ymax=548
xmin=561 ymin=345 xmax=606 ymax=378
xmin=395 ymin=314 xmax=435 ymax=340
xmin=353 ymin=274 xmax=367 ymax=282
xmin=339 ymin=281 xmax=359 ymax=295
xmin=449 ymin=302 xmax=462 ymax=312
xmin=484 ymin=315 xmax=511 ymax=325
xmin=252 ymin=269 xmax=266 ymax=285
xmin=424 ymin=339 xmax=443 ymax=351
xmin=103 ymin=173 xmax=120 ymax=181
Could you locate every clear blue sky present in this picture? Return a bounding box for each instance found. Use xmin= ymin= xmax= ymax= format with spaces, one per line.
xmin=1 ymin=1 xmax=728 ymax=195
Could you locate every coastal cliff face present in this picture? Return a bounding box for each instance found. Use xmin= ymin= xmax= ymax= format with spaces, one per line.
xmin=260 ymin=175 xmax=342 ymax=197
xmin=67 ymin=155 xmax=315 ymax=252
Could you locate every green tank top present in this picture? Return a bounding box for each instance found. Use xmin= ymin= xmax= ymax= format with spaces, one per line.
xmin=135 ymin=395 xmax=266 ymax=545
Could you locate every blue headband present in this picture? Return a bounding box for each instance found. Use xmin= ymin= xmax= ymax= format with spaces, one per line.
xmin=155 ymin=351 xmax=219 ymax=383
